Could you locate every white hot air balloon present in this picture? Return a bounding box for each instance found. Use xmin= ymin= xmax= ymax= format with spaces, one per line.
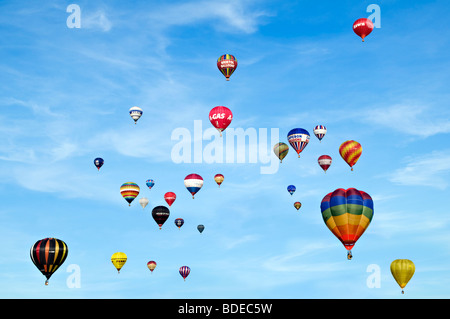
xmin=139 ymin=197 xmax=149 ymax=209
xmin=129 ymin=106 xmax=143 ymax=124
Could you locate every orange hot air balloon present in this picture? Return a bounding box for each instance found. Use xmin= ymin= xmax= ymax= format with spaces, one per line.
xmin=214 ymin=174 xmax=224 ymax=187
xmin=339 ymin=140 xmax=362 ymax=171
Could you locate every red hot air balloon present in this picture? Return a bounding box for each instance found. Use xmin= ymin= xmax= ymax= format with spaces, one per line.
xmin=318 ymin=155 xmax=332 ymax=173
xmin=217 ymin=54 xmax=237 ymax=81
xmin=209 ymin=106 xmax=232 ymax=137
xmin=164 ymin=192 xmax=176 ymax=207
xmin=353 ymin=18 xmax=374 ymax=42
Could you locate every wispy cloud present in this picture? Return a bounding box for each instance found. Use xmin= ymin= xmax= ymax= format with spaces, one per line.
xmin=387 ymin=150 xmax=450 ymax=189
xmin=82 ymin=9 xmax=112 ymax=32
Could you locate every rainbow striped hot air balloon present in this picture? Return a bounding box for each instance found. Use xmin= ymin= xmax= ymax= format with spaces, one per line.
xmin=320 ymin=188 xmax=373 ymax=260
xmin=339 ymin=140 xmax=362 ymax=171
xmin=120 ymin=182 xmax=140 ymax=206
xmin=184 ymin=174 xmax=203 ymax=199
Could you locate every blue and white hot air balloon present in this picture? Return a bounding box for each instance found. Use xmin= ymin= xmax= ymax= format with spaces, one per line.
xmin=129 ymin=106 xmax=143 ymax=124
xmin=287 ymin=128 xmax=310 ymax=158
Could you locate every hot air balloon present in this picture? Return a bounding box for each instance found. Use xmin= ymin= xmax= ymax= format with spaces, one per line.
xmin=287 ymin=128 xmax=310 ymax=158
xmin=147 ymin=261 xmax=157 ymax=273
xmin=30 ymin=238 xmax=68 ymax=285
xmin=179 ymin=266 xmax=191 ymax=281
xmin=391 ymin=259 xmax=415 ymax=294
xmin=197 ymin=224 xmax=205 ymax=233
xmin=294 ymin=202 xmax=302 ymax=210
xmin=287 ymin=185 xmax=296 ymax=196
xmin=111 ymin=252 xmax=127 ymax=273
xmin=120 ymin=182 xmax=140 ymax=206
xmin=353 ymin=18 xmax=374 ymax=42
xmin=318 ymin=155 xmax=332 ymax=173
xmin=209 ymin=106 xmax=233 ymax=137
xmin=164 ymin=192 xmax=176 ymax=207
xmin=129 ymin=106 xmax=143 ymax=124
xmin=146 ymin=179 xmax=155 ymax=190
xmin=214 ymin=174 xmax=224 ymax=187
xmin=273 ymin=142 xmax=289 ymax=163
xmin=320 ymin=188 xmax=373 ymax=260
xmin=94 ymin=157 xmax=104 ymax=171
xmin=217 ymin=54 xmax=237 ymax=81
xmin=339 ymin=140 xmax=362 ymax=171
xmin=313 ymin=125 xmax=327 ymax=142
xmin=152 ymin=206 xmax=170 ymax=229
xmin=139 ymin=197 xmax=149 ymax=209
xmin=175 ymin=218 xmax=184 ymax=229
xmin=184 ymin=174 xmax=203 ymax=199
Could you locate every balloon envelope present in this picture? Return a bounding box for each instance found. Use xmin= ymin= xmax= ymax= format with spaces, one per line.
xmin=184 ymin=174 xmax=203 ymax=198
xmin=287 ymin=128 xmax=310 ymax=158
xmin=197 ymin=224 xmax=205 ymax=233
xmin=320 ymin=188 xmax=373 ymax=259
xmin=287 ymin=185 xmax=296 ymax=195
xmin=391 ymin=259 xmax=415 ymax=294
xmin=146 ymin=179 xmax=155 ymax=189
xmin=120 ymin=182 xmax=140 ymax=206
xmin=217 ymin=54 xmax=237 ymax=81
xmin=353 ymin=18 xmax=374 ymax=42
xmin=152 ymin=206 xmax=170 ymax=229
xmin=318 ymin=155 xmax=332 ymax=173
xmin=111 ymin=252 xmax=127 ymax=273
xmin=179 ymin=266 xmax=191 ymax=281
xmin=294 ymin=202 xmax=302 ymax=210
xmin=94 ymin=157 xmax=104 ymax=170
xmin=209 ymin=106 xmax=233 ymax=136
xmin=214 ymin=174 xmax=224 ymax=187
xmin=339 ymin=140 xmax=362 ymax=171
xmin=139 ymin=197 xmax=149 ymax=209
xmin=313 ymin=125 xmax=327 ymax=142
xmin=175 ymin=218 xmax=184 ymax=229
xmin=273 ymin=142 xmax=289 ymax=162
xmin=147 ymin=261 xmax=157 ymax=273
xmin=129 ymin=106 xmax=143 ymax=124
xmin=30 ymin=238 xmax=68 ymax=285
xmin=164 ymin=192 xmax=176 ymax=206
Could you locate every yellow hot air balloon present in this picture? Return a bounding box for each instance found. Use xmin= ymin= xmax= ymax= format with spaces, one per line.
xmin=390 ymin=259 xmax=415 ymax=294
xmin=111 ymin=252 xmax=127 ymax=273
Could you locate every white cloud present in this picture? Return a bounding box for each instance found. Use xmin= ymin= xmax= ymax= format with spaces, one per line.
xmin=388 ymin=150 xmax=450 ymax=189
xmin=83 ymin=10 xmax=112 ymax=32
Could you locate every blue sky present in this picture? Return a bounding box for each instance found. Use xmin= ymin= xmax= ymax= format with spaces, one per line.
xmin=1 ymin=0 xmax=450 ymax=299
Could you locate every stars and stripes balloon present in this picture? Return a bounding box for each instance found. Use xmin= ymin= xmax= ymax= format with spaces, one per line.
xmin=129 ymin=106 xmax=143 ymax=124
xmin=339 ymin=140 xmax=362 ymax=171
xmin=320 ymin=188 xmax=374 ymax=260
xmin=313 ymin=125 xmax=327 ymax=142
xmin=179 ymin=266 xmax=191 ymax=281
xmin=273 ymin=142 xmax=289 ymax=163
xmin=353 ymin=18 xmax=374 ymax=42
xmin=318 ymin=155 xmax=332 ymax=173
xmin=30 ymin=238 xmax=68 ymax=285
xmin=217 ymin=54 xmax=237 ymax=81
xmin=184 ymin=174 xmax=203 ymax=199
xmin=287 ymin=128 xmax=310 ymax=158
xmin=120 ymin=182 xmax=140 ymax=206
xmin=209 ymin=106 xmax=233 ymax=137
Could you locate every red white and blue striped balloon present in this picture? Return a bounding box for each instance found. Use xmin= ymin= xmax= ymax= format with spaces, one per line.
xmin=287 ymin=128 xmax=310 ymax=158
xmin=179 ymin=266 xmax=191 ymax=281
xmin=184 ymin=174 xmax=203 ymax=199
xmin=313 ymin=125 xmax=327 ymax=142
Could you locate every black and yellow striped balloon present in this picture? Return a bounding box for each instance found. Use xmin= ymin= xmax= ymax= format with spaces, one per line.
xmin=30 ymin=238 xmax=68 ymax=285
